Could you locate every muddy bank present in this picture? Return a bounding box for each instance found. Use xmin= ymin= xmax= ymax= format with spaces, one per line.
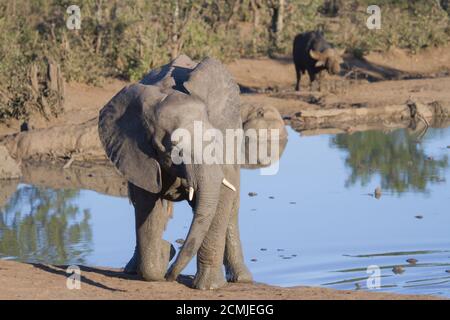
xmin=22 ymin=161 xmax=127 ymax=197
xmin=0 ymin=260 xmax=441 ymax=300
xmin=0 ymin=162 xmax=127 ymax=211
xmin=287 ymin=99 xmax=450 ymax=134
xmin=2 ymin=51 xmax=450 ymax=179
xmin=1 ymin=97 xmax=449 ymax=180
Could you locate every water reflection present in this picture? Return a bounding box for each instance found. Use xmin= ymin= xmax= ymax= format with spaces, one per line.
xmin=323 ymin=250 xmax=450 ymax=293
xmin=0 ymin=125 xmax=449 ymax=297
xmin=331 ymin=129 xmax=449 ymax=194
xmin=0 ymin=185 xmax=92 ymax=264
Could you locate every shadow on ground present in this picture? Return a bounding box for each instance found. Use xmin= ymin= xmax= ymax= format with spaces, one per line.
xmin=30 ymin=263 xmax=195 ymax=291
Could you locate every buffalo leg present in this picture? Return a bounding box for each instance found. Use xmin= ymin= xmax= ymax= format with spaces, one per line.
xmin=295 ymin=67 xmax=302 ymax=91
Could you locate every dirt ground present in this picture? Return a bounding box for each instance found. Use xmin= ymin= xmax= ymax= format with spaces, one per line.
xmin=1 ymin=47 xmax=450 ymax=300
xmin=0 ymin=260 xmax=442 ymax=300
xmin=1 ymin=45 xmax=450 ymax=137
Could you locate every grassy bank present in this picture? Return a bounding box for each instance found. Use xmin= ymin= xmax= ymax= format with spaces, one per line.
xmin=0 ymin=0 xmax=449 ymax=121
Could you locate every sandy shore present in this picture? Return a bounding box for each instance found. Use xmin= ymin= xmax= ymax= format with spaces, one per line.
xmin=0 ymin=260 xmax=442 ymax=300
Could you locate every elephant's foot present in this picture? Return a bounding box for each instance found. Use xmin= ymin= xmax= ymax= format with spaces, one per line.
xmin=126 ymin=241 xmax=176 ymax=278
xmin=226 ymin=263 xmax=253 ymax=283
xmin=193 ymin=266 xmax=227 ymax=290
xmin=140 ymin=240 xmax=176 ymax=281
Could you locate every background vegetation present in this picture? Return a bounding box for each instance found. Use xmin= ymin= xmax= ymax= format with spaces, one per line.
xmin=1 ymin=0 xmax=450 ymax=121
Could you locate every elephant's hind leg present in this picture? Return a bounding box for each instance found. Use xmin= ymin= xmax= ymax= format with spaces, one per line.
xmin=128 ymin=183 xmax=174 ymax=281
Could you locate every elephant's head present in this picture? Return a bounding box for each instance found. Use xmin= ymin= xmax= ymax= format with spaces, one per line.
xmin=240 ymin=103 xmax=288 ymax=170
xmin=99 ymin=56 xmax=243 ymax=281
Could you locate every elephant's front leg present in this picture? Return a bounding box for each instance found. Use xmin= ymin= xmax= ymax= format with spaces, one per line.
xmin=192 ymin=186 xmax=234 ymax=290
xmin=224 ymin=192 xmax=253 ymax=283
xmin=127 ymin=183 xmax=173 ymax=281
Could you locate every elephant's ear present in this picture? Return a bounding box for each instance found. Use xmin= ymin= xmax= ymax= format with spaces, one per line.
xmin=184 ymin=57 xmax=240 ymax=127
xmin=98 ymin=84 xmax=164 ymax=193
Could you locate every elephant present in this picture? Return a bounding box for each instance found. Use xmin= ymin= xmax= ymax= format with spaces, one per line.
xmin=98 ymin=55 xmax=287 ymax=289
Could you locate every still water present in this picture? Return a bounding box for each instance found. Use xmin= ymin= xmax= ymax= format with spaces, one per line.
xmin=1 ymin=126 xmax=449 ymax=297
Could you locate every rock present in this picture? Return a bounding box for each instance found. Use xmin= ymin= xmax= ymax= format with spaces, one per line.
xmin=251 ymin=258 xmax=257 ymax=262
xmin=260 ymin=248 xmax=267 ymax=251
xmin=374 ymin=187 xmax=382 ymax=199
xmin=0 ymin=146 xmax=22 ymax=180
xmin=415 ymin=215 xmax=423 ymax=219
xmin=269 ymin=196 xmax=275 ymax=199
xmin=248 ymin=192 xmax=258 ymax=197
xmin=289 ymin=201 xmax=296 ymax=204
xmin=406 ymin=258 xmax=418 ymax=265
xmin=175 ymin=238 xmax=185 ymax=245
xmin=392 ymin=266 xmax=405 ymax=274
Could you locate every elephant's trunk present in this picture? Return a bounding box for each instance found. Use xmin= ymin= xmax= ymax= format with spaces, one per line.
xmin=166 ymin=171 xmax=221 ymax=281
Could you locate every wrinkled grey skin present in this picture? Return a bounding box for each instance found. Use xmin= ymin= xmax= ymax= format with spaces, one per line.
xmin=98 ymin=55 xmax=287 ymax=289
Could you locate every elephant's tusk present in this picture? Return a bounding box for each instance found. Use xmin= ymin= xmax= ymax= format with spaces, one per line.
xmin=222 ymin=178 xmax=236 ymax=192
xmin=188 ymin=187 xmax=194 ymax=201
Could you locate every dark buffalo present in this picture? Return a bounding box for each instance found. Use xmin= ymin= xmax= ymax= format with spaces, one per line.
xmin=293 ymin=31 xmax=344 ymax=91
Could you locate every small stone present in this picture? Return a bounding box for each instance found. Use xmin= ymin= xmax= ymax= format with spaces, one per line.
xmin=269 ymin=196 xmax=275 ymax=199
xmin=248 ymin=192 xmax=258 ymax=197
xmin=282 ymin=257 xmax=291 ymax=260
xmin=251 ymin=258 xmax=257 ymax=262
xmin=406 ymin=258 xmax=418 ymax=265
xmin=374 ymin=187 xmax=382 ymax=199
xmin=175 ymin=238 xmax=185 ymax=245
xmin=415 ymin=215 xmax=423 ymax=219
xmin=392 ymin=266 xmax=405 ymax=274
xmin=291 ymin=254 xmax=297 ymax=257
xmin=260 ymin=248 xmax=268 ymax=251
xmin=289 ymin=202 xmax=296 ymax=205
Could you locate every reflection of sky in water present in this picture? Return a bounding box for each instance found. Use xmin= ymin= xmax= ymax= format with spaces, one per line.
xmin=1 ymin=126 xmax=450 ymax=296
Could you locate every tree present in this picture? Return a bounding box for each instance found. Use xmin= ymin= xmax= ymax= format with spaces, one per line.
xmin=332 ymin=129 xmax=448 ymax=194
